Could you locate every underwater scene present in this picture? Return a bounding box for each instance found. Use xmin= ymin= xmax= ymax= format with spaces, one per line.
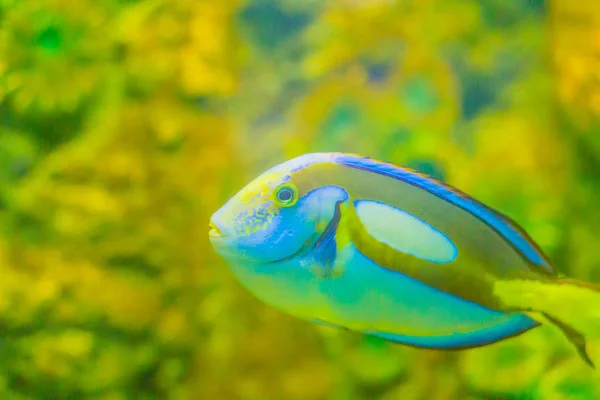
xmin=1 ymin=0 xmax=600 ymax=399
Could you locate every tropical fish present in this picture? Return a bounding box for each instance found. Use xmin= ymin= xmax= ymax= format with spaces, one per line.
xmin=209 ymin=152 xmax=599 ymax=367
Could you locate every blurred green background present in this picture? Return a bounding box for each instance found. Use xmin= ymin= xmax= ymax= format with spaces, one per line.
xmin=1 ymin=0 xmax=600 ymax=398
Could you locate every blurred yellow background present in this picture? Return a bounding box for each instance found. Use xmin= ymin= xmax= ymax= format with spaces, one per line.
xmin=1 ymin=0 xmax=600 ymax=398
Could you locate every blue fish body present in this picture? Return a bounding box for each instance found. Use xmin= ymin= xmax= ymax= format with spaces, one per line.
xmin=222 ymin=208 xmax=537 ymax=349
xmin=210 ymin=153 xmax=596 ymax=366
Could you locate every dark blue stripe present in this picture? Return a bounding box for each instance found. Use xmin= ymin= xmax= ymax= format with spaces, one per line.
xmin=365 ymin=314 xmax=538 ymax=349
xmin=334 ymin=154 xmax=553 ymax=272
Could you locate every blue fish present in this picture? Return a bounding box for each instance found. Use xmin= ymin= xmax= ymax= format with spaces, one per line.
xmin=209 ymin=152 xmax=599 ymax=367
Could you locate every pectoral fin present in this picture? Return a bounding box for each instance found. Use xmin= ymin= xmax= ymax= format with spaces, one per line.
xmin=542 ymin=312 xmax=595 ymax=369
xmin=311 ymin=200 xmax=344 ymax=278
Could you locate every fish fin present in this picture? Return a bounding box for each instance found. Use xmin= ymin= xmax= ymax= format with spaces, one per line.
xmin=365 ymin=315 xmax=538 ymax=350
xmin=542 ymin=312 xmax=596 ymax=369
xmin=555 ymin=277 xmax=600 ymax=293
xmin=311 ymin=316 xmax=538 ymax=350
xmin=495 ymin=278 xmax=600 ymax=368
xmin=311 ymin=200 xmax=343 ymax=278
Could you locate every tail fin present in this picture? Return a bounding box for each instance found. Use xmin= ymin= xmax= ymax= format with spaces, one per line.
xmin=541 ymin=312 xmax=595 ymax=369
xmin=555 ymin=277 xmax=600 ymax=292
xmin=494 ymin=277 xmax=600 ymax=369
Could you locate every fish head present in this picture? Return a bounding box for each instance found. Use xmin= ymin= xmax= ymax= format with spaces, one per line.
xmin=209 ymin=153 xmax=349 ymax=265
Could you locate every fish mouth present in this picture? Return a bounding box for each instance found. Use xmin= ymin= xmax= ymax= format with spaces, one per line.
xmin=209 ymin=221 xmax=227 ymax=238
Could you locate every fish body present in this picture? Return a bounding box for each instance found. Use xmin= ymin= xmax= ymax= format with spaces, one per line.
xmin=227 ymin=239 xmax=537 ymax=349
xmin=209 ymin=153 xmax=596 ymax=366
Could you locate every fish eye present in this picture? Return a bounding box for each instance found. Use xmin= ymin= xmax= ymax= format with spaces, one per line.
xmin=274 ymin=183 xmax=298 ymax=207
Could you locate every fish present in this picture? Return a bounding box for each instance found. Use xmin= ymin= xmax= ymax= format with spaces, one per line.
xmin=209 ymin=152 xmax=600 ymax=368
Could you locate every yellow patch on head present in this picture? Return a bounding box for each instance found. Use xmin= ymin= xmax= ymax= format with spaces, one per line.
xmin=231 ymin=171 xmax=286 ymax=237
